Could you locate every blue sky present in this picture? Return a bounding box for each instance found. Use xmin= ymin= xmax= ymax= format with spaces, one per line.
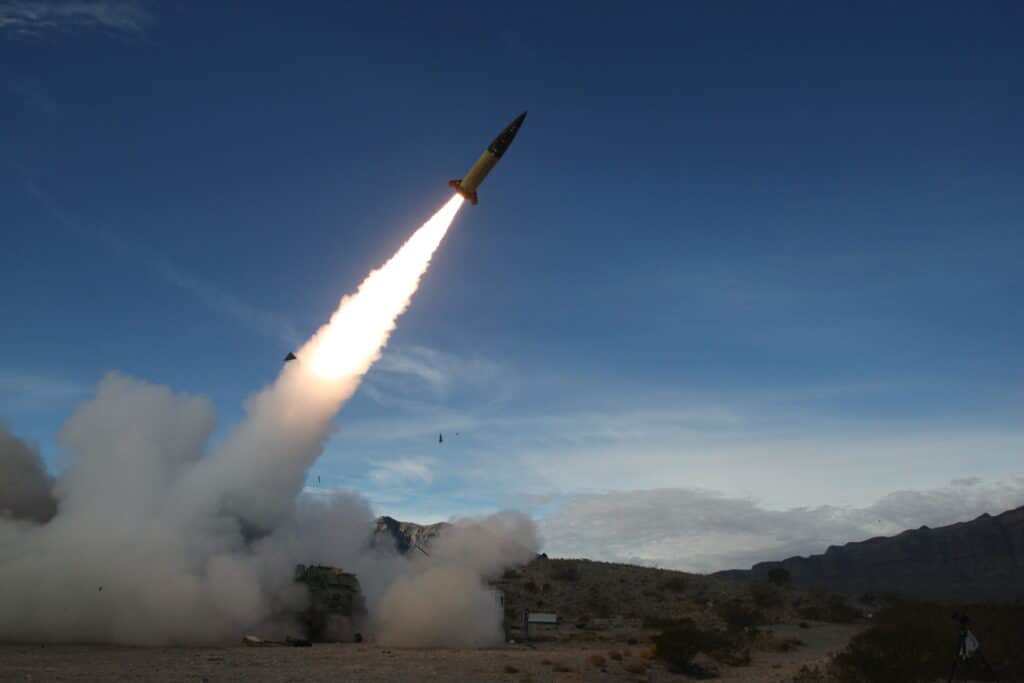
xmin=2 ymin=1 xmax=1022 ymax=569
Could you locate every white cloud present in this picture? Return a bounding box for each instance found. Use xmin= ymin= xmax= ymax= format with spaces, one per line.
xmin=0 ymin=1 xmax=150 ymax=33
xmin=369 ymin=457 xmax=435 ymax=487
xmin=537 ymin=478 xmax=1024 ymax=573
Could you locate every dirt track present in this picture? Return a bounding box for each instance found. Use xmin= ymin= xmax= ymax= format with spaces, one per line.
xmin=0 ymin=622 xmax=860 ymax=682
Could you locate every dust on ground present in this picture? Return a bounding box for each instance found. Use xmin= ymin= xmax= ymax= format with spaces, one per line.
xmin=0 ymin=621 xmax=860 ymax=682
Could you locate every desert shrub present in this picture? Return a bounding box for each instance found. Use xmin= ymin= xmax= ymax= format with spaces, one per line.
xmin=790 ymin=665 xmax=831 ymax=682
xmin=716 ymin=601 xmax=768 ymax=631
xmin=652 ymin=619 xmax=738 ymax=676
xmin=550 ymin=661 xmax=573 ymax=673
xmin=623 ymin=646 xmax=632 ymax=656
xmin=550 ymin=560 xmax=581 ymax=582
xmin=797 ymin=604 xmax=825 ymax=621
xmin=831 ymin=601 xmax=1024 ymax=682
xmin=627 ymin=637 xmax=638 ymax=645
xmin=778 ymin=637 xmax=804 ymax=652
xmin=799 ymin=621 xmax=810 ymax=629
xmin=642 ymin=615 xmax=680 ymax=629
xmin=623 ymin=660 xmax=647 ymax=674
xmin=585 ymin=595 xmax=611 ymax=618
xmin=750 ymin=582 xmax=784 ymax=608
xmin=662 ymin=576 xmax=688 ymax=593
xmin=504 ymin=664 xmax=519 ymax=674
xmin=826 ymin=595 xmax=861 ymax=623
xmin=524 ymin=580 xmax=538 ymax=593
xmin=767 ymin=567 xmax=791 ymax=586
xmin=798 ymin=594 xmax=861 ymax=623
xmin=588 ymin=654 xmax=606 ymax=667
xmin=608 ymin=649 xmax=623 ymax=661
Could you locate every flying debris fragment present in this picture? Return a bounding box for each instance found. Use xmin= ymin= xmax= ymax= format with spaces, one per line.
xmin=449 ymin=111 xmax=527 ymax=205
xmin=284 ymin=352 xmax=297 ymax=362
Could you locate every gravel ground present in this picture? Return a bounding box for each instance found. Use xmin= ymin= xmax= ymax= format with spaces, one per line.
xmin=0 ymin=622 xmax=861 ymax=683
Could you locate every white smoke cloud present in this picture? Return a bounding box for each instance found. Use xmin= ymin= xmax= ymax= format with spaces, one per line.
xmin=0 ymin=422 xmax=57 ymax=523
xmin=374 ymin=512 xmax=539 ymax=647
xmin=0 ymin=194 xmax=538 ymax=646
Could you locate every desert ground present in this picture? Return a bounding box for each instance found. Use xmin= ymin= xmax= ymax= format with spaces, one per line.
xmin=0 ymin=621 xmax=858 ymax=682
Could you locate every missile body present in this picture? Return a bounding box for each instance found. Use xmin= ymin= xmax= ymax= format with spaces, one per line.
xmin=449 ymin=111 xmax=526 ymax=205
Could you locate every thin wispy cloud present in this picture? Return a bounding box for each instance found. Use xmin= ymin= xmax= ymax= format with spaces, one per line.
xmin=148 ymin=257 xmax=302 ymax=347
xmin=0 ymin=1 xmax=150 ymax=34
xmin=23 ymin=181 xmax=300 ymax=346
xmin=370 ymin=345 xmax=503 ymax=400
xmin=0 ymin=370 xmax=88 ymax=408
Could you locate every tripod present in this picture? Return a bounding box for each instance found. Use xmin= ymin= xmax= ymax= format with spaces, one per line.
xmin=948 ymin=613 xmax=1000 ymax=683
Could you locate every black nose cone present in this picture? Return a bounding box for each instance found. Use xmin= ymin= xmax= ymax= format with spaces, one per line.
xmin=488 ymin=111 xmax=528 ymax=157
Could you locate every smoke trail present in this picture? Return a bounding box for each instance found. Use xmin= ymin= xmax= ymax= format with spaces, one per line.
xmin=0 ymin=193 xmax=542 ymax=646
xmin=184 ymin=194 xmax=464 ymax=533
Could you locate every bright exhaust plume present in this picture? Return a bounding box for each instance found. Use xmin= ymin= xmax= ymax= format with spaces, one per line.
xmin=307 ymin=194 xmax=464 ymax=381
xmin=0 ymin=191 xmax=547 ymax=647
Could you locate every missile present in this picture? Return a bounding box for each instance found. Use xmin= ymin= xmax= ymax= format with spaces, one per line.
xmin=449 ymin=111 xmax=527 ymax=205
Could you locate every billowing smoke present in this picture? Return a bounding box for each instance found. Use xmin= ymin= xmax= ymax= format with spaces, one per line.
xmin=375 ymin=513 xmax=540 ymax=647
xmin=0 ymin=195 xmax=540 ymax=645
xmin=0 ymin=424 xmax=57 ymax=524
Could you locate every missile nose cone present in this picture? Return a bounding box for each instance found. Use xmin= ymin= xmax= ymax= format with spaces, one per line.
xmin=488 ymin=110 xmax=528 ymax=158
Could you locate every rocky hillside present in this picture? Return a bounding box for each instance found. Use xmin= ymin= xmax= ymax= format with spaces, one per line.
xmin=718 ymin=506 xmax=1024 ymax=603
xmin=372 ymin=515 xmax=448 ymax=555
xmin=491 ymin=556 xmax=861 ymax=639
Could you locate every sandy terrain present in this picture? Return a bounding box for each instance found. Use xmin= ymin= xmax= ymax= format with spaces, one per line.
xmin=0 ymin=622 xmax=860 ymax=682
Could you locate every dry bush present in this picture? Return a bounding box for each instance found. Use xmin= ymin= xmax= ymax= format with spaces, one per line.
xmin=750 ymin=581 xmax=784 ymax=608
xmin=640 ymin=646 xmax=657 ymax=660
xmin=767 ymin=567 xmax=791 ymax=586
xmin=540 ymin=658 xmax=552 ymax=665
xmin=588 ymin=654 xmax=606 ymax=667
xmin=778 ymin=637 xmax=804 ymax=652
xmin=623 ymin=660 xmax=648 ymax=674
xmin=662 ymin=576 xmax=688 ymax=593
xmin=716 ymin=601 xmax=768 ymax=631
xmin=550 ymin=560 xmax=581 ymax=582
xmin=504 ymin=664 xmax=519 ymax=674
xmin=551 ymin=661 xmax=574 ymax=673
xmin=608 ymin=649 xmax=623 ymax=660
xmin=832 ymin=601 xmax=1024 ymax=682
xmin=790 ymin=664 xmax=831 ymax=682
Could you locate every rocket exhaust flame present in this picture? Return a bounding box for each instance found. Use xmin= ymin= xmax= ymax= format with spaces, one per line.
xmin=0 ymin=191 xmax=541 ymax=647
xmin=188 ymin=193 xmax=465 ymax=532
xmin=306 ymin=194 xmax=464 ymax=381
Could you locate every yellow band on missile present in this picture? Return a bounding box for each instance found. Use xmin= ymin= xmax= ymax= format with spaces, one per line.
xmin=459 ymin=151 xmax=498 ymax=194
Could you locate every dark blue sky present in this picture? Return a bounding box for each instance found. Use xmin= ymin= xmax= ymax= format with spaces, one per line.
xmin=2 ymin=2 xmax=1022 ymax=540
